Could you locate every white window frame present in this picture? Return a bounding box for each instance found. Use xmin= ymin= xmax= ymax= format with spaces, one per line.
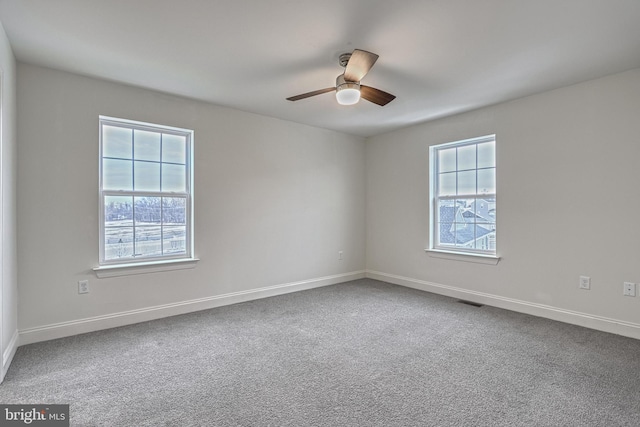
xmin=429 ymin=134 xmax=497 ymax=259
xmin=97 ymin=116 xmax=195 ymax=270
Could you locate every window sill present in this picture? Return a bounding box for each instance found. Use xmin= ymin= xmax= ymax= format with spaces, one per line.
xmin=93 ymin=258 xmax=199 ymax=278
xmin=425 ymin=249 xmax=500 ymax=265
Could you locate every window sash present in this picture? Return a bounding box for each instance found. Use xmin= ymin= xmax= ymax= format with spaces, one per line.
xmin=432 ymin=194 xmax=496 ymax=254
xmin=99 ymin=116 xmax=194 ymax=265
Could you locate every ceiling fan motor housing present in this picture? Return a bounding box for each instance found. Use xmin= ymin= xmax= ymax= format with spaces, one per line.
xmin=336 ymin=73 xmax=359 ymax=87
xmin=339 ymin=53 xmax=352 ymax=68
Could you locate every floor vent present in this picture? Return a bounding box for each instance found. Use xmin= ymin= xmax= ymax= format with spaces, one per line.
xmin=458 ymin=300 xmax=484 ymax=308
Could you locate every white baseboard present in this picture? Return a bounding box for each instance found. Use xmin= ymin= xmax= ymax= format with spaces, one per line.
xmin=367 ymin=270 xmax=640 ymax=340
xmin=19 ymin=270 xmax=366 ymax=346
xmin=2 ymin=329 xmax=19 ymax=383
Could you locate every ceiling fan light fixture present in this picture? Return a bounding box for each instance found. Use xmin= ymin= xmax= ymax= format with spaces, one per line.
xmin=335 ymin=74 xmax=360 ymax=105
xmin=336 ymin=85 xmax=360 ymax=105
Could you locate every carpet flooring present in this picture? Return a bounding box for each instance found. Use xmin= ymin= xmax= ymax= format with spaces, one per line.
xmin=1 ymin=278 xmax=640 ymax=426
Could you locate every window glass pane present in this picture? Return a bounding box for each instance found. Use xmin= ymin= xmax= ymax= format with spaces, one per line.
xmin=103 ymin=159 xmax=133 ymax=190
xmin=438 ymin=172 xmax=456 ymax=196
xmin=477 ymin=141 xmax=495 ymax=168
xmin=457 ymin=144 xmax=476 ymax=170
xmin=162 ymin=164 xmax=186 ymax=192
xmin=134 ymin=197 xmax=162 ymax=225
xmin=437 ymin=198 xmax=455 ymax=246
xmin=103 ymin=125 xmax=132 ymax=159
xmin=488 ymin=229 xmax=497 ymax=251
xmin=458 ymin=199 xmax=475 ymax=224
xmin=476 ymin=222 xmax=495 ymax=235
xmin=164 ymin=225 xmax=186 ymax=255
xmin=474 ymin=225 xmax=496 ymax=250
xmin=163 ymin=134 xmax=186 ymax=164
xmin=467 ymin=230 xmax=479 ymax=249
xmin=488 ymin=200 xmax=496 ymax=222
xmin=457 ymin=170 xmax=476 ymax=195
xmin=104 ymin=227 xmax=133 ymax=260
xmin=472 ymin=199 xmax=487 ymax=224
xmin=134 ymin=161 xmax=160 ymax=192
xmin=105 ymin=195 xmax=133 ymax=227
xmin=451 ymin=199 xmax=463 ymax=224
xmin=163 ymin=197 xmax=187 ymax=225
xmin=438 ymin=148 xmax=456 ymax=173
xmin=438 ymin=198 xmax=456 ymax=218
xmin=135 ymin=226 xmax=162 ymax=258
xmin=454 ymin=221 xmax=475 ymax=249
xmin=438 ymin=222 xmax=455 ymax=246
xmin=134 ymin=130 xmax=161 ymax=162
xmin=477 ymin=168 xmax=496 ymax=194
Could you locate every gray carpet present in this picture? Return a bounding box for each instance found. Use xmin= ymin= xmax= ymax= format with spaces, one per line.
xmin=2 ymin=279 xmax=640 ymax=426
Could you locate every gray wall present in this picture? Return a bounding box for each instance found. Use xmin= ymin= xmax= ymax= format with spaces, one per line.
xmin=366 ymin=68 xmax=640 ymax=338
xmin=0 ymin=20 xmax=18 ymax=382
xmin=12 ymin=59 xmax=640 ymax=353
xmin=17 ymin=64 xmax=366 ymax=343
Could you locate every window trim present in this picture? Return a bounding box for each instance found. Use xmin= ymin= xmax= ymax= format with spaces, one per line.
xmin=429 ymin=134 xmax=497 ymax=258
xmin=97 ymin=116 xmax=195 ymax=269
xmin=93 ymin=257 xmax=199 ymax=278
xmin=425 ymin=249 xmax=500 ymax=265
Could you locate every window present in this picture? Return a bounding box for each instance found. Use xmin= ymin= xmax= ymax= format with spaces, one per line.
xmin=430 ymin=135 xmax=496 ymax=256
xmin=99 ymin=116 xmax=194 ymax=266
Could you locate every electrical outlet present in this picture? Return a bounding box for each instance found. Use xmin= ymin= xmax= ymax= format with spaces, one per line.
xmin=78 ymin=280 xmax=89 ymax=294
xmin=338 ymin=251 xmax=343 ymax=260
xmin=579 ymin=276 xmax=590 ymax=290
xmin=623 ymin=282 xmax=636 ymax=297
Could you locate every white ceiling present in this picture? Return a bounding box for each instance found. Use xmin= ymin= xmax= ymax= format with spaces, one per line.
xmin=1 ymin=0 xmax=640 ymax=137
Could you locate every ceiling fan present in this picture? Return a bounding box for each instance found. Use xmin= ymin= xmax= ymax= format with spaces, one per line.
xmin=286 ymin=49 xmax=396 ymax=106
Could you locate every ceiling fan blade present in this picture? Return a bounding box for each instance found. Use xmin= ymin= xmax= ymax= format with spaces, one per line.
xmin=344 ymin=49 xmax=379 ymax=82
xmin=360 ymin=85 xmax=396 ymax=106
xmin=286 ymin=87 xmax=336 ymax=101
